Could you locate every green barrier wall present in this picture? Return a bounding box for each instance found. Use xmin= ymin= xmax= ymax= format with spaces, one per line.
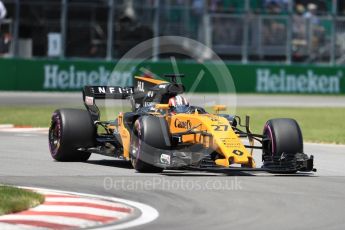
xmin=0 ymin=58 xmax=344 ymax=94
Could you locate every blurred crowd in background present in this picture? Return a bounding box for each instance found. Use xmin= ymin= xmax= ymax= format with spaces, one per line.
xmin=0 ymin=0 xmax=10 ymax=55
xmin=0 ymin=0 xmax=344 ymax=64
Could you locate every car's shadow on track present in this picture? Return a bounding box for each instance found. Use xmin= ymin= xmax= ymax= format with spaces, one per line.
xmin=84 ymin=160 xmax=316 ymax=177
xmin=270 ymin=173 xmax=316 ymax=177
xmin=85 ymin=160 xmax=132 ymax=169
xmin=161 ymin=170 xmax=315 ymax=177
xmin=161 ymin=170 xmax=255 ymax=176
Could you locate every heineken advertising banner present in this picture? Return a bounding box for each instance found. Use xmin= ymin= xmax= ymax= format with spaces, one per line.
xmin=0 ymin=58 xmax=344 ymax=94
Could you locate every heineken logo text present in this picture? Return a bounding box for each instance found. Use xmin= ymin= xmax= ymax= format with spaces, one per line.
xmin=256 ymin=69 xmax=342 ymax=93
xmin=43 ymin=65 xmax=134 ymax=89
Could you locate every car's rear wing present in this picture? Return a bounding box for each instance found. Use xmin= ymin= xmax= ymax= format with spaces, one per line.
xmin=83 ymin=86 xmax=133 ymax=100
xmin=83 ymin=86 xmax=134 ymax=121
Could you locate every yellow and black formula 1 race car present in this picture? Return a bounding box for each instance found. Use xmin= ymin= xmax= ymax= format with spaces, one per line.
xmin=48 ymin=74 xmax=315 ymax=173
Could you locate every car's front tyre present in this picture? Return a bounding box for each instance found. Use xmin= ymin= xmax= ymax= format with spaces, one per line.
xmin=262 ymin=118 xmax=303 ymax=173
xmin=130 ymin=116 xmax=171 ymax=173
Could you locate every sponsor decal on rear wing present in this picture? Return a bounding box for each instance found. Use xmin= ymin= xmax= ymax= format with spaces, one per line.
xmin=83 ymin=86 xmax=134 ymax=102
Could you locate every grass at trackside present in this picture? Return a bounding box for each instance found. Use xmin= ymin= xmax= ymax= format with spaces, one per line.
xmin=0 ymin=106 xmax=123 ymax=127
xmin=0 ymin=185 xmax=44 ymax=215
xmin=0 ymin=106 xmax=344 ymax=144
xmin=234 ymin=107 xmax=345 ymax=144
xmin=0 ymin=106 xmax=60 ymax=127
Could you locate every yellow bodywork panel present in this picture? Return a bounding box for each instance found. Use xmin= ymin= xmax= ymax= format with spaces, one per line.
xmin=212 ymin=104 xmax=227 ymax=112
xmin=117 ymin=113 xmax=131 ymax=160
xmin=155 ymin=104 xmax=170 ymax=110
xmin=134 ymin=76 xmax=168 ymax=85
xmin=116 ymin=76 xmax=255 ymax=167
xmin=116 ymin=110 xmax=255 ymax=167
xmin=168 ymin=113 xmax=255 ymax=168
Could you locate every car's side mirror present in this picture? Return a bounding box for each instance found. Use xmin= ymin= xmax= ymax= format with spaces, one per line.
xmin=155 ymin=104 xmax=170 ymax=118
xmin=155 ymin=104 xmax=170 ymax=110
xmin=213 ymin=105 xmax=227 ymax=113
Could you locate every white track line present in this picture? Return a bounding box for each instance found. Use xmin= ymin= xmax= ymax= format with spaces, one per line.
xmin=45 ymin=197 xmax=132 ymax=208
xmin=0 ymin=128 xmax=48 ymax=133
xmin=31 ymin=205 xmax=129 ymax=219
xmin=305 ymin=142 xmax=345 ymax=148
xmin=0 ymin=215 xmax=97 ymax=227
xmin=0 ymin=223 xmax=46 ymax=230
xmin=0 ymin=124 xmax=14 ymax=128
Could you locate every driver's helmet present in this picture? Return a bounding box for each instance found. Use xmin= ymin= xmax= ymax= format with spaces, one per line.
xmin=168 ymin=95 xmax=189 ymax=113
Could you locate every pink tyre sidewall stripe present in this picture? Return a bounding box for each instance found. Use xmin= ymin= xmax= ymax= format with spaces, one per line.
xmin=264 ymin=123 xmax=275 ymax=155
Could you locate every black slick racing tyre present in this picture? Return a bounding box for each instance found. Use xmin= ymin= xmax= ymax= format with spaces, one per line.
xmin=263 ymin=118 xmax=303 ymax=156
xmin=130 ymin=116 xmax=171 ymax=173
xmin=263 ymin=118 xmax=303 ymax=173
xmin=48 ymin=109 xmax=95 ymax=162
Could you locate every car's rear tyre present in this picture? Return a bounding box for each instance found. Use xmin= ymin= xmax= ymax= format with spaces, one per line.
xmin=263 ymin=118 xmax=303 ymax=173
xmin=48 ymin=109 xmax=95 ymax=162
xmin=130 ymin=116 xmax=171 ymax=173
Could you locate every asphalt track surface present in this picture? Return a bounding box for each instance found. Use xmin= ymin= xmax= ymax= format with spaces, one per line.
xmin=1 ymin=92 xmax=345 ymax=107
xmin=1 ymin=130 xmax=345 ymax=230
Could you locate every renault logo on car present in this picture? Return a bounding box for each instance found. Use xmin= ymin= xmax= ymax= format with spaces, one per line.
xmin=232 ymin=150 xmax=244 ymax=156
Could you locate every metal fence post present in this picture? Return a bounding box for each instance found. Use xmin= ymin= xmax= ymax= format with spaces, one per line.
xmin=286 ymin=0 xmax=293 ymax=64
xmin=242 ymin=0 xmax=249 ymax=63
xmin=106 ymin=0 xmax=114 ymax=61
xmin=258 ymin=16 xmax=262 ymax=59
xmin=286 ymin=16 xmax=292 ymax=64
xmin=306 ymin=18 xmax=312 ymax=61
xmin=13 ymin=0 xmax=20 ymax=57
xmin=152 ymin=0 xmax=160 ymax=62
xmin=202 ymin=0 xmax=211 ymax=49
xmin=60 ymin=0 xmax=67 ymax=59
xmin=184 ymin=0 xmax=190 ymax=38
xmin=204 ymin=13 xmax=211 ymax=50
xmin=331 ymin=0 xmax=337 ymax=65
